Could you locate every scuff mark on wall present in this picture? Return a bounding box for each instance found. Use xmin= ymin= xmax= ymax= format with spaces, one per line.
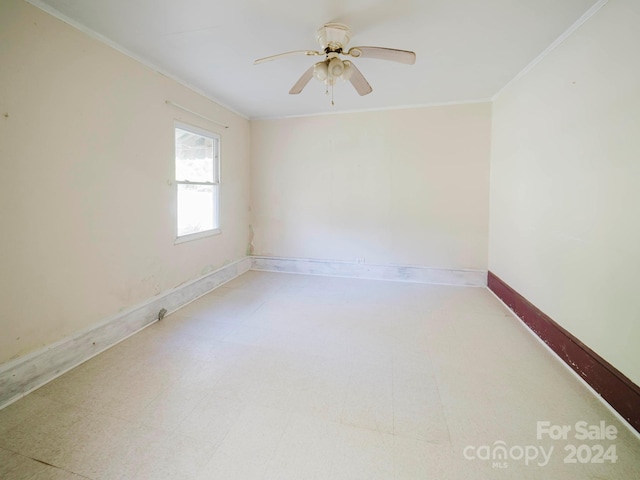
xmin=200 ymin=265 xmax=214 ymax=275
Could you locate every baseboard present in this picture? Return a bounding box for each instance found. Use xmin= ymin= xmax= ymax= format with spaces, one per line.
xmin=0 ymin=257 xmax=251 ymax=410
xmin=250 ymin=256 xmax=487 ymax=287
xmin=487 ymin=271 xmax=640 ymax=434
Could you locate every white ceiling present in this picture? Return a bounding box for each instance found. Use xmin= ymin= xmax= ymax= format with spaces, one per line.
xmin=30 ymin=0 xmax=599 ymax=119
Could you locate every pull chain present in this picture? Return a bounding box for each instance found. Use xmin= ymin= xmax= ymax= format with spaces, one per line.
xmin=324 ymin=82 xmax=335 ymax=107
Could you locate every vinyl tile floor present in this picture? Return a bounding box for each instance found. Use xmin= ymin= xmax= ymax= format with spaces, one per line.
xmin=1 ymin=271 xmax=639 ymax=479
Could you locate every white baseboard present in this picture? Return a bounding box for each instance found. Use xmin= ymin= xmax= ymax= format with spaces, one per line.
xmin=0 ymin=257 xmax=251 ymax=410
xmin=250 ymin=256 xmax=487 ymax=287
xmin=0 ymin=255 xmax=484 ymax=410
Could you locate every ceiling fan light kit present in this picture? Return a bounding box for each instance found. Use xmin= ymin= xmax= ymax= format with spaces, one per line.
xmin=254 ymin=23 xmax=416 ymax=105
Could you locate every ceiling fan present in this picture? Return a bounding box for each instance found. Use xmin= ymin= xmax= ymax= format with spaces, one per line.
xmin=254 ymin=23 xmax=416 ymax=102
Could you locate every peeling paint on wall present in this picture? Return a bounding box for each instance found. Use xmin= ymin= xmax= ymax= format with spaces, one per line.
xmin=248 ymin=224 xmax=255 ymax=255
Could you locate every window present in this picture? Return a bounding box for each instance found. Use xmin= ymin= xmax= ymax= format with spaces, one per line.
xmin=174 ymin=123 xmax=220 ymax=242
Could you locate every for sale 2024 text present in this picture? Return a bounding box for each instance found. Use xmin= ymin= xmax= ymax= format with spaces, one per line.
xmin=537 ymin=420 xmax=618 ymax=465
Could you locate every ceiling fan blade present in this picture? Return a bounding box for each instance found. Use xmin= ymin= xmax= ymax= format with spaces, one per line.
xmin=346 ymin=46 xmax=416 ymax=65
xmin=346 ymin=62 xmax=372 ymax=96
xmin=254 ymin=50 xmax=323 ymax=65
xmin=289 ymin=66 xmax=315 ymax=95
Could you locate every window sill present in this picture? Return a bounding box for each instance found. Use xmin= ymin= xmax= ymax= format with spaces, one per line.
xmin=174 ymin=228 xmax=221 ymax=245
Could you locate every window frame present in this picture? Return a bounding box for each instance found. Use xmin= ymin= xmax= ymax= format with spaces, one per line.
xmin=173 ymin=121 xmax=221 ymax=244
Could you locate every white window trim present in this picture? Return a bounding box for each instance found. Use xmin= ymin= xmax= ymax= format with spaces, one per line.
xmin=173 ymin=121 xmax=221 ymax=244
xmin=174 ymin=228 xmax=221 ymax=245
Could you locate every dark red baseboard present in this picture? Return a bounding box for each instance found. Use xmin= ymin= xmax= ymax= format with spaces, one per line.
xmin=488 ymin=271 xmax=640 ymax=434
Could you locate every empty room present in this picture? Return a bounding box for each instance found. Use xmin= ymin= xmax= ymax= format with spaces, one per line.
xmin=1 ymin=0 xmax=639 ymax=478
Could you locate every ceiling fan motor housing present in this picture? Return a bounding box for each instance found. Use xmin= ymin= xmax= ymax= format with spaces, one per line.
xmin=316 ymin=23 xmax=352 ymax=52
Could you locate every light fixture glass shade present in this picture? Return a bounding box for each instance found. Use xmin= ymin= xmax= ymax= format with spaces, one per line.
xmin=341 ymin=60 xmax=353 ymax=81
xmin=328 ymin=57 xmax=344 ymax=77
xmin=313 ymin=61 xmax=328 ymax=81
xmin=312 ymin=57 xmax=352 ymax=90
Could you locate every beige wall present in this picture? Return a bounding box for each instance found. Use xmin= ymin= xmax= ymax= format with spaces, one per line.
xmin=250 ymin=104 xmax=491 ymax=270
xmin=0 ymin=0 xmax=250 ymax=364
xmin=489 ymin=0 xmax=640 ymax=385
xmin=11 ymin=0 xmax=636 ymax=393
